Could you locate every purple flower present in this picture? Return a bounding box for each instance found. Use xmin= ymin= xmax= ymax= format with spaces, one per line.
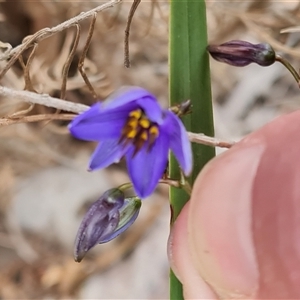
xmin=74 ymin=188 xmax=141 ymax=262
xmin=207 ymin=40 xmax=276 ymax=67
xmin=69 ymin=87 xmax=192 ymax=198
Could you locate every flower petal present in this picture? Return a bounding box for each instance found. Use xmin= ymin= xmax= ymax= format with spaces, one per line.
xmin=98 ymin=210 xmax=120 ymax=242
xmin=89 ymin=139 xmax=128 ymax=170
xmin=104 ymin=87 xmax=163 ymax=124
xmin=163 ymin=111 xmax=192 ymax=175
xmin=69 ymin=87 xmax=164 ymax=141
xmin=104 ymin=86 xmax=153 ymax=110
xmin=126 ymin=132 xmax=170 ymax=198
xmin=74 ymin=188 xmax=124 ymax=262
xmin=75 ymin=210 xmax=119 ymax=262
xmin=137 ymin=97 xmax=163 ymax=124
xmin=100 ymin=197 xmax=141 ymax=243
xmin=69 ymin=103 xmax=129 ymax=141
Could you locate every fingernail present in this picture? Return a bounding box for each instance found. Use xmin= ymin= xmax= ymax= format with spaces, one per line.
xmin=188 ymin=144 xmax=265 ymax=298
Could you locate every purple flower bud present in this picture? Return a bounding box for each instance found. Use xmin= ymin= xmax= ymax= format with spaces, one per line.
xmin=207 ymin=40 xmax=276 ymax=67
xmin=68 ymin=87 xmax=192 ymax=199
xmin=74 ymin=188 xmax=141 ymax=262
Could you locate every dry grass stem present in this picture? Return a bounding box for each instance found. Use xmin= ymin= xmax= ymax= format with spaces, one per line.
xmin=143 ymin=1 xmax=155 ymax=36
xmin=243 ymin=19 xmax=300 ymax=59
xmin=23 ymin=43 xmax=39 ymax=92
xmin=281 ymin=26 xmax=300 ymax=33
xmin=124 ymin=0 xmax=141 ymax=68
xmin=0 ymin=0 xmax=122 ymax=79
xmin=0 ymin=86 xmax=232 ymax=148
xmin=9 ymin=104 xmax=35 ymax=118
xmin=0 ymin=86 xmax=89 ymax=113
xmin=78 ymin=13 xmax=98 ymax=99
xmin=61 ymin=25 xmax=81 ymax=100
xmin=0 ymin=114 xmax=75 ymax=127
xmin=188 ymin=132 xmax=235 ymax=149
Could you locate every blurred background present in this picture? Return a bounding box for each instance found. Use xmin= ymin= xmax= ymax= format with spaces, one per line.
xmin=0 ymin=1 xmax=300 ymax=298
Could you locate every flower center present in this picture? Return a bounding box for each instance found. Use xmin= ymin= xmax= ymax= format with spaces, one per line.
xmin=119 ymin=109 xmax=159 ymax=156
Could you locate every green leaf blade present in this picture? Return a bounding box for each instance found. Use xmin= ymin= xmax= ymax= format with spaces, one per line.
xmin=169 ymin=0 xmax=215 ymax=299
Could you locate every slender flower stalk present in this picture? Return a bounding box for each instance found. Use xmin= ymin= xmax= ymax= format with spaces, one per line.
xmin=69 ymin=86 xmax=192 ymax=199
xmin=275 ymin=54 xmax=300 ymax=86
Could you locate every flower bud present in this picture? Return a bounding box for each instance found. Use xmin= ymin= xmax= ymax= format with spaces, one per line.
xmin=100 ymin=196 xmax=141 ymax=243
xmin=74 ymin=188 xmax=141 ymax=262
xmin=207 ymin=40 xmax=276 ymax=67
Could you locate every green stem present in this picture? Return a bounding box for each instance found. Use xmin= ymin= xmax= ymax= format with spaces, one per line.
xmin=118 ymin=182 xmax=134 ymax=192
xmin=275 ymin=54 xmax=300 ymax=85
xmin=169 ymin=0 xmax=215 ymax=299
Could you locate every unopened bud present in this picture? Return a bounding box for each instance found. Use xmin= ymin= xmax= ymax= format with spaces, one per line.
xmin=100 ymin=196 xmax=141 ymax=243
xmin=74 ymin=188 xmax=141 ymax=262
xmin=207 ymin=40 xmax=276 ymax=67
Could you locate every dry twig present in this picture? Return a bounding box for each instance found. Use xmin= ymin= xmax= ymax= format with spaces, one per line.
xmin=0 ymin=86 xmax=88 ymax=113
xmin=124 ymin=0 xmax=141 ymax=68
xmin=0 ymin=0 xmax=122 ymax=79
xmin=61 ymin=25 xmax=81 ymax=100
xmin=0 ymin=86 xmax=234 ymax=148
xmin=19 ymin=43 xmax=38 ymax=92
xmin=78 ymin=13 xmax=98 ymax=99
xmin=0 ymin=114 xmax=75 ymax=127
xmin=235 ymin=12 xmax=300 ymax=58
xmin=188 ymin=132 xmax=235 ymax=149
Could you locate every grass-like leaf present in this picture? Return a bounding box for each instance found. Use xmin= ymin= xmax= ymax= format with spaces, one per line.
xmin=169 ymin=0 xmax=215 ymax=299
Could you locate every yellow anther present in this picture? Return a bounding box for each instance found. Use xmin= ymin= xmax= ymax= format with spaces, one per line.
xmin=128 ymin=118 xmax=139 ymax=128
xmin=140 ymin=130 xmax=148 ymax=141
xmin=127 ymin=128 xmax=137 ymax=139
xmin=129 ymin=109 xmax=142 ymax=120
xmin=139 ymin=118 xmax=150 ymax=129
xmin=149 ymin=125 xmax=159 ymax=137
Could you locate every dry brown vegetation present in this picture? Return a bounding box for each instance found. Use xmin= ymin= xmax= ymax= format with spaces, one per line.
xmin=0 ymin=0 xmax=300 ymax=298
